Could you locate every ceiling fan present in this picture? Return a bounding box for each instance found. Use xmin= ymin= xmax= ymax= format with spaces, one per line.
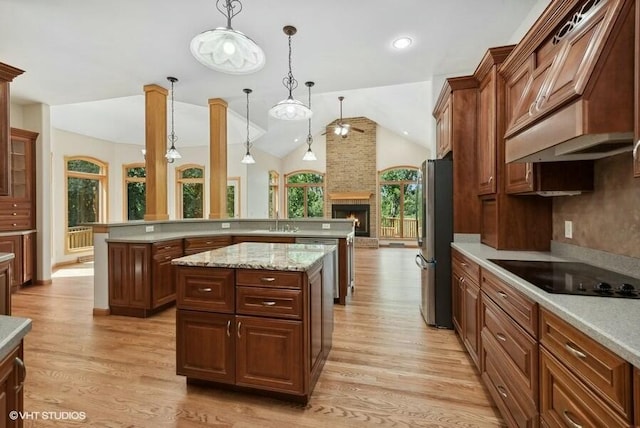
xmin=323 ymin=96 xmax=365 ymax=138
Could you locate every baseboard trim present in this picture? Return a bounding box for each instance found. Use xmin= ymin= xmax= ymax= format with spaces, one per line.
xmin=33 ymin=279 xmax=52 ymax=285
xmin=93 ymin=308 xmax=110 ymax=316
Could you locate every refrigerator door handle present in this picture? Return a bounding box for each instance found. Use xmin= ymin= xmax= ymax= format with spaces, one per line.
xmin=416 ymin=218 xmax=423 ymax=247
xmin=415 ymin=254 xmax=435 ymax=270
xmin=415 ymin=254 xmax=423 ymax=269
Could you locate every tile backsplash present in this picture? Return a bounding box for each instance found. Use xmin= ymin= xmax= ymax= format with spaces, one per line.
xmin=552 ymin=153 xmax=640 ymax=258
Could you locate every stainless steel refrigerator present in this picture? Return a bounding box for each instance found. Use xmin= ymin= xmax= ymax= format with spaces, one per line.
xmin=415 ymin=158 xmax=453 ymax=328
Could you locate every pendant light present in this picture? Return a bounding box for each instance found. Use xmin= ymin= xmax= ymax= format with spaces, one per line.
xmin=241 ymin=88 xmax=256 ymax=164
xmin=269 ymin=26 xmax=312 ymax=121
xmin=302 ymin=81 xmax=317 ymax=161
xmin=165 ymin=76 xmax=182 ymax=163
xmin=190 ymin=0 xmax=265 ymax=75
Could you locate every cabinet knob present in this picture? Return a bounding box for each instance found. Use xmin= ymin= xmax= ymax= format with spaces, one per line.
xmin=13 ymin=357 xmax=26 ymax=393
xmin=12 ymin=204 xmax=17 ymax=208
xmin=206 ymin=241 xmax=213 ymax=245
xmin=497 ymin=291 xmax=508 ymax=299
xmin=12 ymin=223 xmax=17 ymax=227
xmin=226 ymin=320 xmax=231 ymax=337
xmin=525 ymin=163 xmax=532 ymax=181
xmin=237 ymin=321 xmax=242 ymax=338
xmin=633 ymin=140 xmax=640 ymax=160
xmin=496 ymin=385 xmax=508 ymax=399
xmin=12 ymin=212 xmax=17 ymax=216
xmin=488 ymin=176 xmax=493 ymax=184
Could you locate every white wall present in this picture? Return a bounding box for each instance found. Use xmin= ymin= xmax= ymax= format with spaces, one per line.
xmin=245 ymin=147 xmax=282 ymax=218
xmin=508 ymin=0 xmax=552 ymax=44
xmin=9 ymin=103 xmax=24 ymax=129
xmin=376 ymin=126 xmax=430 ymax=170
xmin=282 ymin=134 xmax=327 ymax=173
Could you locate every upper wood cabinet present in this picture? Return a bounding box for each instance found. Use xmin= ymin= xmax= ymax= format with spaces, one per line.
xmin=433 ymin=76 xmax=480 ymax=233
xmin=0 ymin=63 xmax=25 ymax=197
xmin=505 ymin=160 xmax=594 ymax=194
xmin=635 ymin=0 xmax=640 ymax=177
xmin=503 ymin=0 xmax=631 ymax=139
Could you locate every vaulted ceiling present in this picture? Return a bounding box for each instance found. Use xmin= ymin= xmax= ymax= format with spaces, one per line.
xmin=0 ymin=0 xmax=544 ymax=157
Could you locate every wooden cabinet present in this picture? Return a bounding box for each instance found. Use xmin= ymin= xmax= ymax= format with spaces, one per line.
xmin=479 ymin=269 xmax=539 ymax=427
xmin=232 ymin=235 xmax=296 ymax=244
xmin=433 ymin=76 xmax=481 ymax=233
xmin=0 ymin=236 xmax=21 ymax=290
xmin=539 ymin=309 xmax=632 ymax=423
xmin=175 ymin=261 xmax=332 ymax=402
xmin=108 ymin=239 xmax=183 ymax=317
xmin=505 ymin=161 xmax=594 ymax=194
xmin=183 ymin=236 xmax=232 ymax=255
xmin=0 ymin=259 xmax=10 ymax=315
xmin=634 ymin=366 xmax=640 ymax=424
xmin=434 ymin=95 xmax=452 ymax=159
xmin=451 ymin=249 xmax=481 ymax=369
xmin=0 ymin=341 xmax=25 ymax=428
xmin=477 ymin=62 xmax=499 ymax=196
xmin=635 ymin=0 xmax=640 ymax=178
xmin=0 ymin=63 xmax=25 ymax=197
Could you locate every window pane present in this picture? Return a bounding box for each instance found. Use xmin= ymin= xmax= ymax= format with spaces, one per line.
xmin=380 ymin=184 xmax=401 ymax=238
xmin=403 ymin=183 xmax=418 ymax=238
xmin=380 ymin=168 xmax=417 ymax=182
xmin=127 ymin=167 xmax=146 ymax=178
xmin=307 ymin=186 xmax=324 ymax=217
xmin=183 ymin=183 xmax=203 ymax=219
xmin=67 ymin=159 xmax=100 ymax=174
xmin=287 ymin=187 xmax=304 ymax=218
xmin=67 ymin=177 xmax=99 ymax=226
xmin=287 ymin=172 xmax=323 ymax=184
xmin=269 ymin=185 xmax=275 ymax=218
xmin=226 ymin=185 xmax=235 ymax=218
xmin=182 ymin=168 xmax=203 ymax=179
xmin=127 ymin=182 xmax=146 ymax=220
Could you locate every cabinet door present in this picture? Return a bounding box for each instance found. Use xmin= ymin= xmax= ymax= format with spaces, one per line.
xmin=0 ymin=344 xmax=23 ymax=428
xmin=635 ymin=0 xmax=640 ymax=178
xmin=0 ymin=261 xmax=10 ymax=315
xmin=436 ymin=97 xmax=452 ymax=159
xmin=505 ymin=163 xmax=534 ymax=194
xmin=462 ymin=279 xmax=480 ymax=368
xmin=128 ymin=244 xmax=150 ymax=308
xmin=235 ymin=316 xmax=303 ymax=394
xmin=451 ymin=267 xmax=463 ymax=336
xmin=0 ymin=236 xmax=21 ymax=288
xmin=9 ymin=133 xmax=32 ymax=202
xmin=21 ymin=233 xmax=34 ymax=284
xmin=151 ymin=251 xmax=180 ymax=309
xmin=477 ymin=71 xmax=497 ymax=195
xmin=176 ymin=310 xmax=235 ymax=384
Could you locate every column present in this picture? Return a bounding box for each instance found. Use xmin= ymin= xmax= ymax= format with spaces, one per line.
xmin=143 ymin=84 xmax=169 ymax=221
xmin=208 ymin=98 xmax=227 ymax=219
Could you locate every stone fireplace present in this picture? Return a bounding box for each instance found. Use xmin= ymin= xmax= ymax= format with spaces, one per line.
xmin=332 ymin=204 xmax=370 ymax=237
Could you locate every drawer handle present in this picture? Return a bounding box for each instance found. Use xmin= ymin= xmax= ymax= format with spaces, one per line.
xmin=495 ymin=332 xmax=507 ymax=342
xmin=488 ymin=176 xmax=493 ymax=184
xmin=164 ymin=246 xmax=171 ymax=250
xmin=497 ymin=291 xmax=508 ymax=299
xmin=634 ymin=140 xmax=640 ymax=160
xmin=496 ymin=385 xmax=508 ymax=399
xmin=565 ymin=342 xmax=587 ymax=359
xmin=262 ymin=301 xmax=277 ymax=306
xmin=14 ymin=357 xmax=26 ymax=393
xmin=460 ymin=262 xmax=468 ymax=267
xmin=226 ymin=320 xmax=230 ymax=337
xmin=198 ymin=287 xmax=212 ymax=293
xmin=562 ymin=409 xmax=583 ymax=428
xmin=165 ymin=255 xmax=172 ymax=260
xmin=237 ymin=321 xmax=242 ymax=338
xmin=528 ymin=100 xmax=536 ymax=116
xmin=261 ymin=277 xmax=276 ymax=282
xmin=206 ymin=241 xmax=213 ymax=244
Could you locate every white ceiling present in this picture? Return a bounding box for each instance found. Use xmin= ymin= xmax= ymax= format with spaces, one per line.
xmin=0 ymin=0 xmax=542 ymax=158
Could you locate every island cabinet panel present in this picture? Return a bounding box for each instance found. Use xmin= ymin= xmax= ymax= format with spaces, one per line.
xmin=176 ymin=267 xmax=234 ymax=313
xmin=451 ymin=249 xmax=481 ymax=369
xmin=0 ymin=340 xmax=24 ymax=428
xmin=232 ymin=235 xmax=296 ymax=244
xmin=236 ymin=287 xmax=302 ymax=319
xmin=235 ymin=316 xmax=303 ymax=394
xmin=634 ymin=367 xmax=639 ymax=424
xmin=176 ymin=310 xmax=235 ymax=384
xmin=183 ymin=236 xmax=232 ymax=255
xmin=108 ymin=239 xmax=183 ymax=317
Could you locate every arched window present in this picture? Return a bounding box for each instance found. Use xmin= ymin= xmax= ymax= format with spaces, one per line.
xmin=123 ymin=163 xmax=146 ymax=221
xmin=176 ymin=164 xmax=204 ymax=219
xmin=379 ymin=166 xmax=419 ymax=239
xmin=285 ymin=170 xmax=324 ymax=218
xmin=268 ymin=170 xmax=279 ymax=219
xmin=65 ymin=156 xmax=108 ymax=252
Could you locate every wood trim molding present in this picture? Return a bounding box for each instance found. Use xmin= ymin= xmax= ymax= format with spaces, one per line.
xmin=0 ymin=62 xmax=24 ymax=82
xmin=33 ymin=279 xmax=52 ymax=285
xmin=433 ymin=76 xmax=477 ymax=117
xmin=93 ymin=308 xmax=110 ymax=316
xmin=474 ymin=45 xmax=515 ymax=81
xmin=329 ymin=192 xmax=372 ymax=200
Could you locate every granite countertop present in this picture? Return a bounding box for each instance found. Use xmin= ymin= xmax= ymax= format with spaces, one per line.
xmin=0 ymin=252 xmax=15 ymax=263
xmin=452 ymin=242 xmax=640 ymax=369
xmin=107 ymin=229 xmax=351 ymax=243
xmin=172 ymin=242 xmax=336 ymax=272
xmin=0 ymin=316 xmax=32 ymax=360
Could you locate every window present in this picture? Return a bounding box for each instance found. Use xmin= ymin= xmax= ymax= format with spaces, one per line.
xmin=124 ymin=163 xmax=146 ymax=221
xmin=65 ymin=156 xmax=108 ymax=252
xmin=176 ymin=165 xmax=204 ymax=219
xmin=285 ymin=171 xmax=324 ymax=218
xmin=379 ymin=167 xmax=418 ymax=239
xmin=227 ymin=177 xmax=240 ymax=218
xmin=268 ymin=171 xmax=279 ymax=218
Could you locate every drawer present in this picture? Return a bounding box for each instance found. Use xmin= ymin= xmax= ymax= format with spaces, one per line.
xmin=236 ymin=270 xmax=302 ymax=289
xmin=184 ymin=236 xmax=231 ymax=253
xmin=236 ymin=286 xmax=302 ymax=319
xmin=540 ymin=348 xmax=629 ymax=428
xmin=152 ymin=251 xmax=182 ymax=262
xmin=176 ymin=267 xmax=235 ymax=313
xmin=481 ymin=268 xmax=538 ymax=338
xmin=152 ymin=239 xmax=183 ymax=256
xmin=0 ymin=201 xmax=31 ymax=210
xmin=481 ymin=292 xmax=538 ymax=401
xmin=482 ymin=336 xmax=537 ymax=428
xmin=452 ymin=249 xmax=480 ymax=283
xmin=539 ymin=309 xmax=632 ymax=419
xmin=0 ymin=207 xmax=30 ymax=218
xmin=0 ymin=217 xmax=32 ymax=230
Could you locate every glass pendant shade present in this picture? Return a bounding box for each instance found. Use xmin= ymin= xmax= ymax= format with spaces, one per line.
xmin=190 ymin=28 xmax=265 ymax=75
xmin=269 ymin=97 xmax=313 ymax=121
xmin=165 ymin=147 xmax=182 ymax=161
xmin=241 ymin=151 xmax=256 ymax=164
xmin=302 ymin=147 xmax=317 ymax=161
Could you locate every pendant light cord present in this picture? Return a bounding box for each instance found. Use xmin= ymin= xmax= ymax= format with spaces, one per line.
xmin=283 ymin=33 xmax=298 ymax=97
xmin=169 ymin=78 xmax=177 ymax=147
xmin=307 ymin=85 xmax=312 ymax=138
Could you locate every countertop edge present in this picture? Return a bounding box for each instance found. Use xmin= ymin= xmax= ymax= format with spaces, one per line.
xmin=106 ymin=230 xmax=353 ymax=243
xmin=451 ymin=242 xmax=640 ymax=369
xmin=0 ymin=316 xmax=32 ymax=360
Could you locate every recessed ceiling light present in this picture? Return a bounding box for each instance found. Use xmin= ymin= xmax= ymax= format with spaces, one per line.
xmin=294 ymin=138 xmax=299 ymax=142
xmin=393 ymin=37 xmax=413 ymax=49
xmin=403 ymin=130 xmax=409 ymax=135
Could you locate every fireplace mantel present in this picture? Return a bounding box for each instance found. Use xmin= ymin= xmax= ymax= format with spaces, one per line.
xmin=328 ymin=192 xmax=372 ymax=201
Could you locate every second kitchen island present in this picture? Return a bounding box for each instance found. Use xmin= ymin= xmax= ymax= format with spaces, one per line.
xmin=172 ymin=242 xmax=335 ymax=403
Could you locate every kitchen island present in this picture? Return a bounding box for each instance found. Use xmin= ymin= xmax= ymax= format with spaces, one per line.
xmin=172 ymin=242 xmax=335 ymax=403
xmin=0 ymin=315 xmax=31 ymax=427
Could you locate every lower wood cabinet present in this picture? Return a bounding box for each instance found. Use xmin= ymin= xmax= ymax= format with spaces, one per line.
xmin=183 ymin=236 xmax=232 ymax=255
xmin=505 ymin=161 xmax=593 ymax=195
xmin=176 ymin=263 xmax=332 ymax=402
xmin=0 ymin=232 xmax=35 ymax=290
xmin=0 ymin=341 xmax=25 ymax=428
xmin=0 ymin=260 xmax=10 ymax=315
xmin=452 ymin=249 xmax=480 ymax=368
xmin=108 ymin=239 xmax=183 ymax=317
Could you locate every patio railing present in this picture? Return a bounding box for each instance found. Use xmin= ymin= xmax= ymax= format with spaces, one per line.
xmin=380 ymin=217 xmax=417 ymax=239
xmin=67 ymin=226 xmax=93 ymax=251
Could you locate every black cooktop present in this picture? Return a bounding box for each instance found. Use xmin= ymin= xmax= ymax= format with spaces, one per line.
xmin=488 ymin=260 xmax=640 ymax=299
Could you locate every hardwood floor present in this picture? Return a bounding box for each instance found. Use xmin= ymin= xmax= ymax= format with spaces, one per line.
xmin=11 ymin=248 xmax=504 ymax=427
